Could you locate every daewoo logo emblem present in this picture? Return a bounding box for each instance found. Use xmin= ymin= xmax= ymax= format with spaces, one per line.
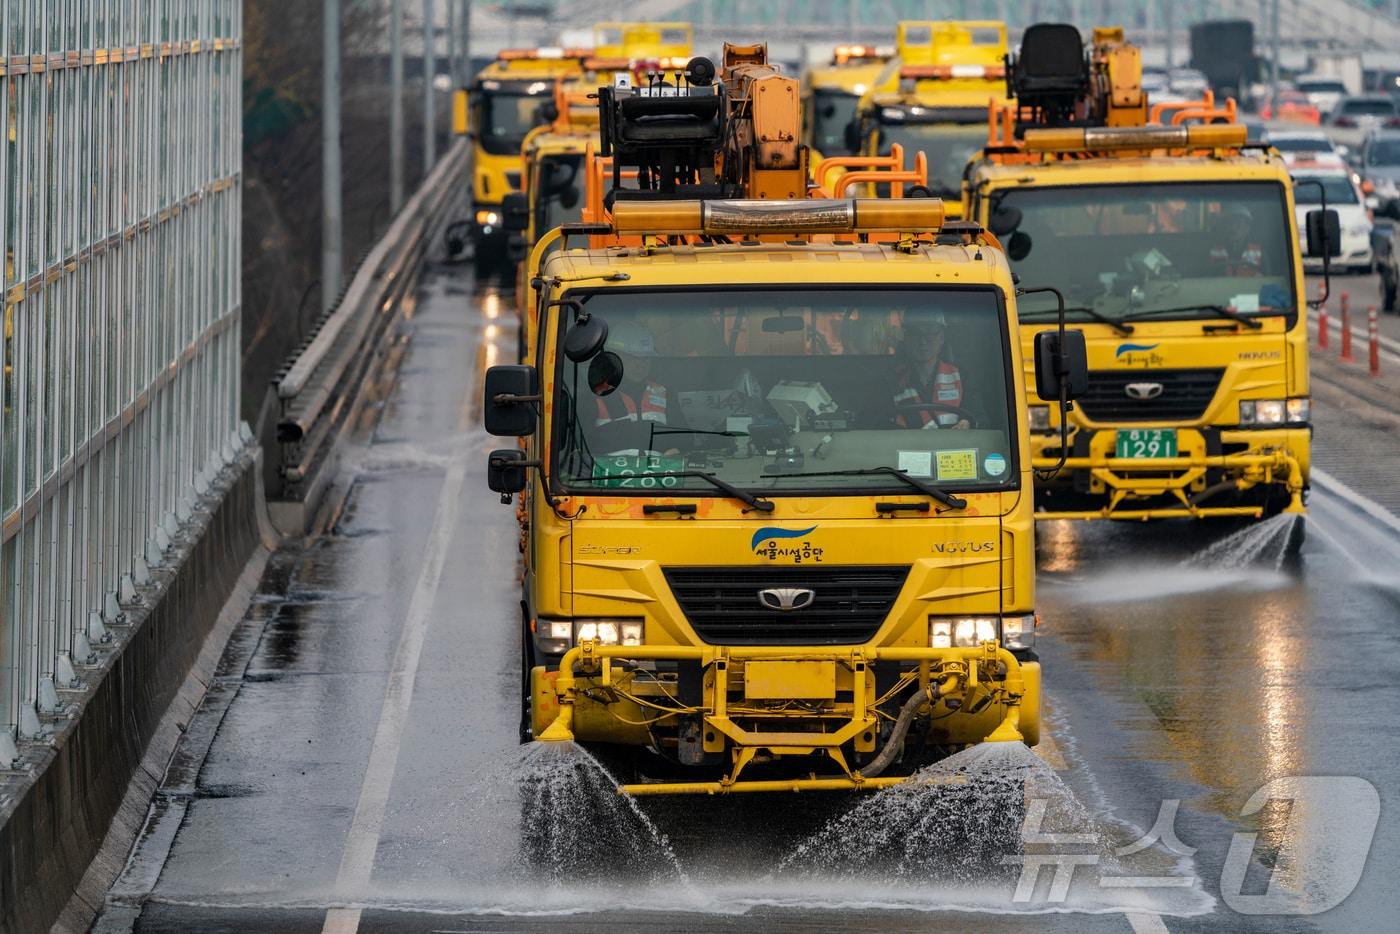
xmin=757 ymin=587 xmax=816 ymax=612
xmin=1125 ymin=382 xmax=1164 ymax=401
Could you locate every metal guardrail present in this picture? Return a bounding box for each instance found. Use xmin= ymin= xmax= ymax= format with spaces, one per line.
xmin=1 ymin=0 xmax=245 ymax=761
xmin=269 ymin=139 xmax=469 ymax=524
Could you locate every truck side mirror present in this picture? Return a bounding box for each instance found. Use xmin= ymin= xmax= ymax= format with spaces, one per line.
xmin=1033 ymin=329 xmax=1089 ymax=402
xmin=483 ymin=365 xmax=539 ymax=436
xmin=502 ymin=191 xmax=530 ymax=232
xmin=1305 ymin=208 xmax=1341 ymax=258
xmin=843 ymin=119 xmax=862 ymax=154
xmin=487 ymin=448 xmax=529 ymax=495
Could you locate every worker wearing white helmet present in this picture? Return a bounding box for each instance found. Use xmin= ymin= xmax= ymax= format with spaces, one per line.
xmin=1210 ymin=204 xmax=1263 ymax=277
xmin=892 ymin=310 xmax=971 ymax=430
xmin=590 ymin=318 xmax=689 ymax=454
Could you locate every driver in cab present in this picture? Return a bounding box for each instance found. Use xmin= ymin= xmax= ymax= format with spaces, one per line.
xmin=591 ymin=319 xmax=688 ymax=454
xmin=892 ymin=311 xmax=971 ymax=430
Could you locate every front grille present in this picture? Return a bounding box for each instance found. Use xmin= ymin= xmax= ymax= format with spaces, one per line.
xmin=1077 ymin=368 xmax=1223 ymax=422
xmin=663 ymin=565 xmax=910 ymax=645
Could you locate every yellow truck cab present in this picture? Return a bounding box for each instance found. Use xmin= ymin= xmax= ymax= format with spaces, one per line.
xmin=466 ymin=48 xmax=587 ymax=270
xmin=592 ymin=20 xmax=693 ymax=67
xmin=804 ymin=44 xmax=899 ymax=163
xmin=850 ymin=21 xmax=1011 ymax=210
xmin=964 ymin=25 xmax=1333 ymax=520
xmin=481 ymin=44 xmax=1089 ymax=795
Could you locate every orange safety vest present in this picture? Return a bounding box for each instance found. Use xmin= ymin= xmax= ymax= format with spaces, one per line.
xmin=1210 ymin=243 xmax=1263 ymax=277
xmin=594 ymin=381 xmax=669 ymax=426
xmin=893 ymin=361 xmax=963 ymax=427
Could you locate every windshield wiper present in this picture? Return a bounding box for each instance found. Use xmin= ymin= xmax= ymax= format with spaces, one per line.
xmin=761 ymin=466 xmax=968 ymax=511
xmin=1120 ymin=303 xmax=1264 ymax=329
xmin=1021 ymin=305 xmax=1135 ymax=336
xmin=574 ymin=471 xmax=774 ymax=512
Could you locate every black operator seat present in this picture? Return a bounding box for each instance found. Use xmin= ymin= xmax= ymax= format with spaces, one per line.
xmin=1007 ymin=23 xmax=1090 ymax=129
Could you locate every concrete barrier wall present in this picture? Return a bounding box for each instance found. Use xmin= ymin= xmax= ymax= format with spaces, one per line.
xmin=0 ymin=446 xmax=266 ymax=934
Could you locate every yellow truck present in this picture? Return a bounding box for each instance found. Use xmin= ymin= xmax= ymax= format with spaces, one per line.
xmin=464 ymin=48 xmax=588 ymax=271
xmin=964 ymin=25 xmax=1336 ymax=521
xmin=849 ymin=21 xmax=1011 ymax=207
xmin=803 ymin=43 xmax=898 ymax=163
xmin=481 ymin=45 xmax=1091 ymax=795
xmin=592 ymin=21 xmax=693 ymax=65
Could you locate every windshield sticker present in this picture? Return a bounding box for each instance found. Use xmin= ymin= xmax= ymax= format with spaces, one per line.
xmin=1231 ymin=293 xmax=1261 ymax=313
xmin=897 ymin=450 xmax=934 ymax=478
xmin=984 ymin=453 xmax=1007 ymax=477
xmin=936 ymin=449 xmax=978 ymax=481
xmin=752 ymin=525 xmax=823 ymax=563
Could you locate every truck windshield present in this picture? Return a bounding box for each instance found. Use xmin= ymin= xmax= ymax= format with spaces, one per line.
xmin=992 ymin=182 xmax=1296 ymax=321
xmin=553 ymin=288 xmax=1017 ymax=498
xmin=1292 ymin=175 xmax=1359 ymax=205
xmin=477 ymin=87 xmax=550 ymax=155
xmin=811 ymin=88 xmax=860 ymax=156
xmin=876 ymin=122 xmax=984 ymax=197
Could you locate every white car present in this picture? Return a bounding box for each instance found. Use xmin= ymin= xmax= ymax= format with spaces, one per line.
xmin=1168 ymin=67 xmax=1209 ymax=98
xmin=1292 ymin=170 xmax=1374 ymax=273
xmin=1296 ymin=75 xmax=1349 ymax=117
xmin=1323 ymin=95 xmax=1400 ymax=151
xmin=1265 ymin=130 xmax=1345 ymax=169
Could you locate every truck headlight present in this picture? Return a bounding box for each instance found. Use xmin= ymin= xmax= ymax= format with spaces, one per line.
xmin=1000 ymin=614 xmax=1035 ymax=649
xmin=931 ymin=617 xmax=999 ymax=647
xmin=1028 ymin=405 xmax=1051 ymax=431
xmin=1240 ymin=398 xmax=1309 ymax=426
xmin=574 ymin=619 xmax=644 ymax=646
xmin=931 ymin=616 xmax=1034 ymax=648
xmin=475 ymin=209 xmax=501 ymax=226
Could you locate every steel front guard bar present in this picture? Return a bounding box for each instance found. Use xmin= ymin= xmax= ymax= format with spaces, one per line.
xmin=1032 ymin=447 xmax=1306 ymax=520
xmin=537 ymin=641 xmax=1029 ymax=795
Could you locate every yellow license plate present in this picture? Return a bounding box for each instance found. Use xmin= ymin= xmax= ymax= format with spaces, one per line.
xmin=743 ymin=660 xmax=836 ymax=700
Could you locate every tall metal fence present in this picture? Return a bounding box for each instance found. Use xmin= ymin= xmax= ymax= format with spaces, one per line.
xmin=1 ymin=1 xmax=243 ymax=755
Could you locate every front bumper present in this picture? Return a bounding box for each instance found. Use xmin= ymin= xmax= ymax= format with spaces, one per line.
xmin=532 ymin=640 xmax=1039 ymax=795
xmin=1302 ymin=239 xmax=1372 ymax=272
xmin=1031 ymin=426 xmax=1309 ymax=520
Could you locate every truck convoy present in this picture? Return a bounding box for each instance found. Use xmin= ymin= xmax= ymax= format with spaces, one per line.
xmin=481 ymin=43 xmax=1088 ymax=794
xmin=965 ymin=25 xmax=1330 ymax=521
xmin=465 ymin=47 xmax=593 ymax=272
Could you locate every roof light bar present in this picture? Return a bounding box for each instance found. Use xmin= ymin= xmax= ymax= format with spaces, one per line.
xmin=610 ymin=199 xmax=946 ymax=236
xmin=497 ymin=47 xmax=591 ymax=61
xmin=900 ymin=64 xmax=1006 ymax=80
xmin=1022 ymin=124 xmax=1247 ymax=152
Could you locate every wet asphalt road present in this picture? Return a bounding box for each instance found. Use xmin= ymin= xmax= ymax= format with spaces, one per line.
xmin=94 ymin=263 xmax=1400 ymax=933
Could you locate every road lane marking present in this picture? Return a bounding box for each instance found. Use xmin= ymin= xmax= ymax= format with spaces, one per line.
xmin=1125 ymin=911 xmax=1171 ymax=933
xmin=1311 ymin=466 xmax=1400 ymax=536
xmin=1034 ymin=727 xmax=1069 ymax=771
xmin=321 ymin=462 xmax=468 ymax=933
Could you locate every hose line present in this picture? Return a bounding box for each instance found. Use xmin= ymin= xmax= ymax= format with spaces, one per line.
xmin=862 ymin=675 xmax=956 ymax=778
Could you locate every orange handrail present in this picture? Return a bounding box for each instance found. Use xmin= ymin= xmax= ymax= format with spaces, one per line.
xmin=832 ymin=150 xmax=928 ymax=198
xmin=1168 ymin=97 xmax=1237 ymax=126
